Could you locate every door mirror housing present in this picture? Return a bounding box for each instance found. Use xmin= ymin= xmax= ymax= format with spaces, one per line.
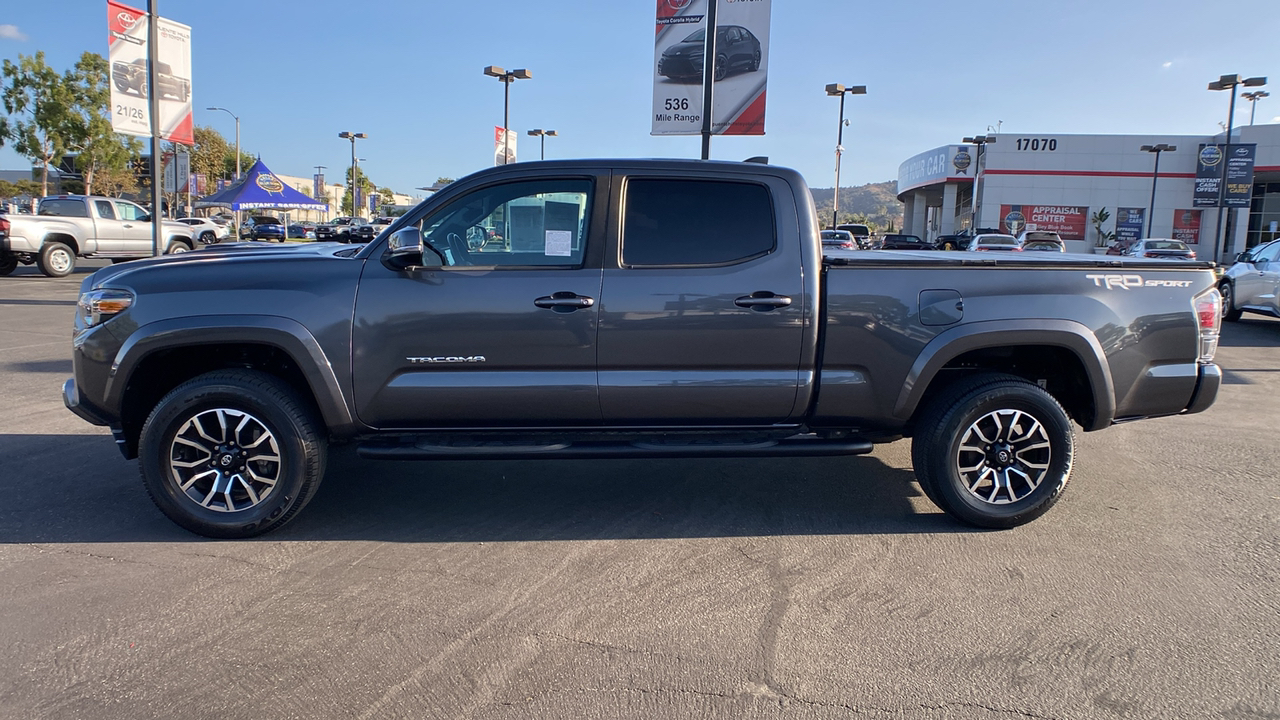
xmin=384 ymin=227 xmax=444 ymax=270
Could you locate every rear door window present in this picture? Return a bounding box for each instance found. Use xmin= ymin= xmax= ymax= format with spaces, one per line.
xmin=94 ymin=201 xmax=116 ymax=219
xmin=622 ymin=179 xmax=774 ymax=266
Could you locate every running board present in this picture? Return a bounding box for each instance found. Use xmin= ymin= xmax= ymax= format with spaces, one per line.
xmin=357 ymin=435 xmax=874 ymax=461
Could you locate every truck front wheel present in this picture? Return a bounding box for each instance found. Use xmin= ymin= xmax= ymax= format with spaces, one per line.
xmin=138 ymin=369 xmax=327 ymax=538
xmin=911 ymin=374 xmax=1074 ymax=528
xmin=37 ymin=242 xmax=76 ymax=278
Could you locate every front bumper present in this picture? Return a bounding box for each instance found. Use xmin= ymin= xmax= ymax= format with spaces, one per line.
xmin=63 ymin=378 xmax=111 ymax=426
xmin=1183 ymin=363 xmax=1222 ymax=415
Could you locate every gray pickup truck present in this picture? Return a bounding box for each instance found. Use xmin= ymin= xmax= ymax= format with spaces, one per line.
xmin=63 ymin=159 xmax=1223 ymax=538
xmin=1 ymin=195 xmax=195 ymax=277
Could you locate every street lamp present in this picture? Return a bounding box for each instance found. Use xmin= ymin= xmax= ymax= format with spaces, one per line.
xmin=1208 ymin=74 xmax=1266 ymax=260
xmin=1140 ymin=144 xmax=1176 ymax=238
xmin=338 ymin=131 xmax=367 ymax=218
xmin=1243 ymin=90 xmax=1270 ymax=126
xmin=484 ymin=66 xmax=532 ymax=164
xmin=207 ymin=107 xmax=240 ymax=232
xmin=527 ymin=129 xmax=558 ymax=160
xmin=961 ymin=134 xmax=997 ymax=231
xmin=825 ymin=83 xmax=866 ymax=229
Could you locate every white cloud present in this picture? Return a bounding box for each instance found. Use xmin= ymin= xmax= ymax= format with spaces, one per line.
xmin=1162 ymin=61 xmax=1173 ymax=69
xmin=0 ymin=24 xmax=27 ymax=41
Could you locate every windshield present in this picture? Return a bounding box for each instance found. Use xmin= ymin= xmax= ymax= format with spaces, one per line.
xmin=1147 ymin=241 xmax=1189 ymax=251
xmin=1023 ymin=232 xmax=1061 ymax=242
xmin=978 ymin=235 xmax=1017 ymax=245
xmin=682 ymin=29 xmax=705 ymax=43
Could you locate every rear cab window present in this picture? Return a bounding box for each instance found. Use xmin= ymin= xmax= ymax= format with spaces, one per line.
xmin=621 ymin=179 xmax=775 ymax=266
xmin=38 ymin=199 xmax=89 ymax=217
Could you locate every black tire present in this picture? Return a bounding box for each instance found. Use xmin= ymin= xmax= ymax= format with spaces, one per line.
xmin=1220 ymin=282 xmax=1242 ymax=322
xmin=199 ymin=231 xmax=215 ymax=245
xmin=138 ymin=369 xmax=327 ymax=538
xmin=750 ymin=50 xmax=761 ymax=72
xmin=0 ymin=255 xmax=16 ymax=276
xmin=37 ymin=242 xmax=75 ymax=278
xmin=911 ymin=373 xmax=1074 ymax=529
xmin=714 ymin=54 xmax=727 ymax=81
xmin=165 ymin=240 xmax=192 ymax=254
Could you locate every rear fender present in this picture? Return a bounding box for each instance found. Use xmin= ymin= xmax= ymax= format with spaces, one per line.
xmin=895 ymin=319 xmax=1115 ymax=431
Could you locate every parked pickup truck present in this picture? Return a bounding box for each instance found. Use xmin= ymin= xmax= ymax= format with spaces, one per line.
xmin=62 ymin=159 xmax=1223 ymax=538
xmin=1 ymin=195 xmax=196 ymax=277
xmin=315 ymin=216 xmax=363 ymax=242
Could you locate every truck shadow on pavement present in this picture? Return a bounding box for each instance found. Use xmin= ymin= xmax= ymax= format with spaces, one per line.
xmin=0 ymin=435 xmax=970 ymax=544
xmin=1218 ymin=316 xmax=1280 ymax=348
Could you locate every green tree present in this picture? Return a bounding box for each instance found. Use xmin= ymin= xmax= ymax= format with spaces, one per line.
xmin=66 ymin=52 xmax=141 ymax=197
xmin=2 ymin=51 xmax=79 ymax=197
xmin=190 ymin=125 xmax=230 ymax=185
xmin=341 ymin=166 xmax=375 ymax=215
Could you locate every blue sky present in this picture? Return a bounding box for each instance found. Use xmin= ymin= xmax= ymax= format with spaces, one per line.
xmin=2 ymin=0 xmax=1278 ymax=195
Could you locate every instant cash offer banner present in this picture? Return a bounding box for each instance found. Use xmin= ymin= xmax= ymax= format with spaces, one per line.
xmin=107 ymin=1 xmax=194 ymax=145
xmin=651 ymin=0 xmax=771 ymax=136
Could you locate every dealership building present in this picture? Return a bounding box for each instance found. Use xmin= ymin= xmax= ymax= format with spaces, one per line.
xmin=897 ymin=124 xmax=1280 ymax=260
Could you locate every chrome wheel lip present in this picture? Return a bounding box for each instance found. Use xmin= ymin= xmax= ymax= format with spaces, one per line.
xmin=168 ymin=408 xmax=281 ymax=513
xmin=955 ymin=408 xmax=1052 ymax=505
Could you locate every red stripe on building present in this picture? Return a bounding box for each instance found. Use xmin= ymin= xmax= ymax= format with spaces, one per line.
xmin=1255 ymin=165 xmax=1280 ymax=173
xmin=722 ymin=89 xmax=766 ymax=135
xmin=984 ymin=169 xmax=1197 ymax=179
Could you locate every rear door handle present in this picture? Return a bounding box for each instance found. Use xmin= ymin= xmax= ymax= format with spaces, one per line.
xmin=534 ymin=292 xmax=595 ymax=313
xmin=734 ymin=292 xmax=792 ymax=310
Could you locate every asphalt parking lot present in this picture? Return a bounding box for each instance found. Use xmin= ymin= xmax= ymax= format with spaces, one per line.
xmin=1 ymin=259 xmax=1277 ymax=719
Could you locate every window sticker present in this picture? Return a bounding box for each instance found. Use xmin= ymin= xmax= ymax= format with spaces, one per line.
xmin=545 ymin=230 xmax=572 ymax=257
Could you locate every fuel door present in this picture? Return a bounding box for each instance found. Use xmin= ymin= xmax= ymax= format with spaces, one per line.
xmin=919 ymin=289 xmax=964 ymax=326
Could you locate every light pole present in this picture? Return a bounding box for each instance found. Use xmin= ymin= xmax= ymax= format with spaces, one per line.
xmin=1208 ymin=74 xmax=1266 ymax=260
xmin=962 ymin=134 xmax=997 ymax=231
xmin=825 ymin=83 xmax=866 ymax=229
xmin=1140 ymin=144 xmax=1175 ymax=238
xmin=207 ymin=106 xmax=240 ymax=233
xmin=527 ymin=129 xmax=558 ymax=160
xmin=483 ymin=66 xmax=532 ymax=165
xmin=338 ymin=131 xmax=367 ymax=218
xmin=1243 ymin=90 xmax=1270 ymax=125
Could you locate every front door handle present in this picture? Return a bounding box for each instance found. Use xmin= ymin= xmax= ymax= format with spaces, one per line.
xmin=122 ymin=223 xmax=133 ymax=228
xmin=734 ymin=292 xmax=792 ymax=310
xmin=534 ymin=292 xmax=595 ymax=313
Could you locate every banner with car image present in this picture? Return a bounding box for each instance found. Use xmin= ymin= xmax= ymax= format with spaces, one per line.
xmin=107 ymin=1 xmax=194 ymax=145
xmin=651 ymin=0 xmax=771 ymax=136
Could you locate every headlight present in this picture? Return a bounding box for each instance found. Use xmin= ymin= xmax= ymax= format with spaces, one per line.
xmin=78 ymin=289 xmax=134 ymax=327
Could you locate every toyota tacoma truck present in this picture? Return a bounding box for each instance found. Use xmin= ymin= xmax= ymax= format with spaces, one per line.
xmin=314 ymin=216 xmax=363 ymax=242
xmin=1 ymin=195 xmax=195 ymax=277
xmin=62 ymin=159 xmax=1223 ymax=538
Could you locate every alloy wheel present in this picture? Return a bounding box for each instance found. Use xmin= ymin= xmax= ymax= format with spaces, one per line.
xmin=168 ymin=408 xmax=281 ymax=512
xmin=955 ymin=408 xmax=1051 ymax=504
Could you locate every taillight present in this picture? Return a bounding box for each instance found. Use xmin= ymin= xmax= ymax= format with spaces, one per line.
xmin=1193 ymin=289 xmax=1221 ymax=363
xmin=1188 ymin=250 xmax=1196 ymax=259
xmin=1144 ymin=252 xmax=1159 ymax=258
xmin=0 ymin=217 xmax=8 ymax=234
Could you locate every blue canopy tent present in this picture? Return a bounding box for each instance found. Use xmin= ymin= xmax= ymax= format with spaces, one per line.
xmin=197 ymin=158 xmax=328 ymax=210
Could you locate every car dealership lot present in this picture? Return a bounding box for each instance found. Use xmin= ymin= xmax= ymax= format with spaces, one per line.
xmin=1 ymin=263 xmax=1277 ymax=719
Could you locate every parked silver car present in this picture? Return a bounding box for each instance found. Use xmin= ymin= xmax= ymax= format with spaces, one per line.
xmin=1219 ymin=239 xmax=1280 ymax=321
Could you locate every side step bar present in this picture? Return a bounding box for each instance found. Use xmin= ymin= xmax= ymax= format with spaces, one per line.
xmin=357 ymin=436 xmax=874 ymax=461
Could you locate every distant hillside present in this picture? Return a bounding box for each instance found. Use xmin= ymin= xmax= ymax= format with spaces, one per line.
xmin=810 ymin=181 xmax=903 ymax=233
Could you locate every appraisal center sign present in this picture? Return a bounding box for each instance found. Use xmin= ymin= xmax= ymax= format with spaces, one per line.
xmin=999 ymin=204 xmax=1088 ymax=241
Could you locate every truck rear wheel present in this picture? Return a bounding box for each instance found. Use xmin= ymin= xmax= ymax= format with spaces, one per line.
xmin=911 ymin=374 xmax=1073 ymax=528
xmin=0 ymin=255 xmax=16 ymax=276
xmin=37 ymin=242 xmax=75 ymax=278
xmin=138 ymin=369 xmax=327 ymax=538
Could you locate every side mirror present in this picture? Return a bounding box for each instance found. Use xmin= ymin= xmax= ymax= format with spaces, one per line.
xmin=385 ymin=227 xmax=444 ymax=270
xmin=140 ymin=214 xmax=152 ymax=223
xmin=1236 ymin=252 xmax=1250 ymax=263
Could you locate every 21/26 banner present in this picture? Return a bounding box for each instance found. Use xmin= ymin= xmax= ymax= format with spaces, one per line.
xmin=107 ymin=1 xmax=193 ymax=145
xmin=651 ymin=0 xmax=771 ymax=136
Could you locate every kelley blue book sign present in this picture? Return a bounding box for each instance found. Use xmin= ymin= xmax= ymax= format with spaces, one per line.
xmin=1194 ymin=143 xmax=1256 ymax=208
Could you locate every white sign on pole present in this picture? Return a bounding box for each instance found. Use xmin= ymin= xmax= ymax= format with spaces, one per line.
xmin=494 ymin=126 xmax=517 ymax=166
xmin=162 ymin=151 xmax=189 ymax=193
xmin=651 ymin=0 xmax=771 ymax=136
xmin=107 ymin=1 xmax=194 ymax=145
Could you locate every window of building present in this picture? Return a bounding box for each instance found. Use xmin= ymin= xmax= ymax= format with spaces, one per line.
xmin=622 ymin=179 xmax=775 ymax=266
